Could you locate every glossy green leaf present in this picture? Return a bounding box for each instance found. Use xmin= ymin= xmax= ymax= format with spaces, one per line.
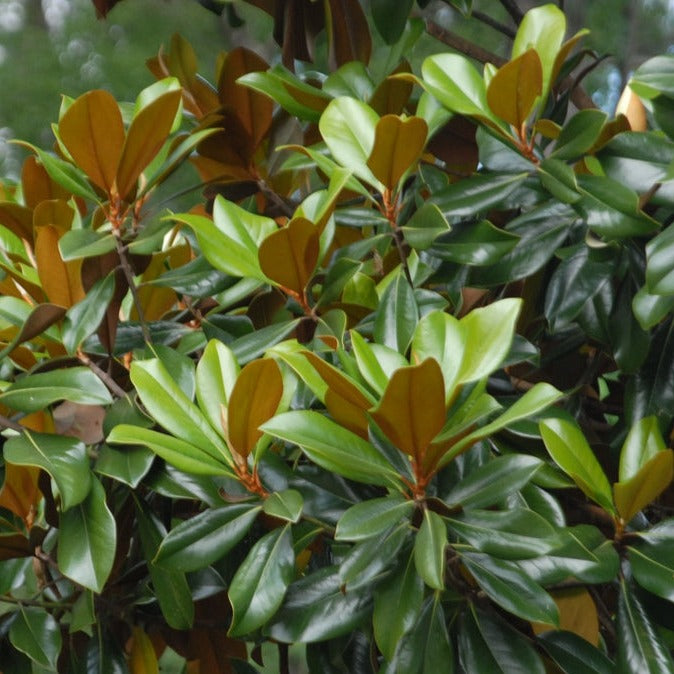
xmin=617 ymin=579 xmax=674 ymax=674
xmin=551 ymin=110 xmax=607 ymax=160
xmin=633 ymin=286 xmax=674 ymax=330
xmin=351 ymin=330 xmax=408 ymax=396
xmin=539 ymin=418 xmax=615 ymax=514
xmin=62 ymin=273 xmax=115 ymax=354
xmin=265 ymin=566 xmax=372 ymax=643
xmin=58 ymin=476 xmax=116 ymax=593
xmin=629 ymin=540 xmax=674 ymax=602
xmin=261 ymin=411 xmax=401 ymax=488
xmin=461 ymin=552 xmax=559 ymax=625
xmin=9 ymin=607 xmax=62 ymax=670
xmin=401 ymin=202 xmax=451 ymax=250
xmin=440 ymin=382 xmax=563 ymax=464
xmin=512 ymin=3 xmax=566 ymax=104
xmin=336 ymin=495 xmax=414 ymax=541
xmin=4 ymin=431 xmax=91 ymax=510
xmin=431 ymin=172 xmax=528 ymax=217
xmin=373 ymin=549 xmax=424 ymax=661
xmin=374 ymin=270 xmax=419 ymax=354
xmin=135 ymin=499 xmax=194 ymax=630
xmin=629 ymin=55 xmax=674 ymax=99
xmin=0 ymin=366 xmax=113 ymax=413
xmin=447 ymin=508 xmax=560 ymax=559
xmin=445 ymin=454 xmax=543 ymax=508
xmin=646 ymin=222 xmax=674 ymax=295
xmin=458 ymin=298 xmax=521 ymax=384
xmin=459 ymin=607 xmax=545 ymax=674
xmin=94 ymin=444 xmax=153 ymax=488
xmin=388 ymin=595 xmax=454 ymax=674
xmin=106 ymin=425 xmax=232 ymax=476
xmin=414 ymin=509 xmax=447 ymax=590
xmin=319 ymin=97 xmax=382 ymax=188
xmin=537 ymin=631 xmax=614 ymax=674
xmin=228 ymin=525 xmax=295 ymax=636
xmin=230 ymin=319 xmax=300 ymax=365
xmin=421 ymin=53 xmax=500 ymax=126
xmin=263 ymin=489 xmax=304 ymax=523
xmin=130 ymin=358 xmax=231 ymax=466
xmin=431 ymin=219 xmax=519 ymax=266
xmin=156 ymin=503 xmax=261 ymax=571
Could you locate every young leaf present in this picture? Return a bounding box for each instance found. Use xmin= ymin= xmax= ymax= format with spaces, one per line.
xmin=487 ymin=50 xmax=543 ymax=128
xmin=350 ymin=330 xmax=408 ymax=396
xmin=371 ymin=358 xmax=446 ymax=464
xmin=366 ymin=114 xmax=428 ymax=189
xmin=227 ymin=358 xmax=283 ymax=458
xmin=228 ymin=525 xmax=295 ymax=636
xmin=539 ymin=418 xmax=616 ymax=515
xmin=58 ymin=89 xmax=124 ymax=194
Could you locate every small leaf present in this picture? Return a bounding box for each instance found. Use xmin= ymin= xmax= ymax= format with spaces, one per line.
xmin=414 ymin=509 xmax=447 ymax=590
xmin=227 ymin=358 xmax=283 ymax=458
xmin=9 ymin=607 xmax=62 ymax=670
xmin=366 ymin=114 xmax=428 ymax=189
xmin=58 ymin=89 xmax=125 ymax=194
xmin=58 ymin=476 xmax=116 ymax=593
xmin=228 ymin=525 xmax=295 ymax=636
xmin=263 ymin=489 xmax=304 ymax=523
xmin=487 ymin=50 xmax=543 ymax=128
xmin=336 ymin=494 xmax=414 ymax=541
xmin=539 ymin=418 xmax=615 ymax=515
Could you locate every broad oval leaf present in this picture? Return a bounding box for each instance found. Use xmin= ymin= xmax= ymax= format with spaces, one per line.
xmin=258 ymin=217 xmax=320 ymax=295
xmin=227 ymin=358 xmax=283 ymax=459
xmin=367 ymin=114 xmax=428 ymax=189
xmin=58 ymin=89 xmax=124 ymax=193
xmin=487 ymin=50 xmax=542 ymax=128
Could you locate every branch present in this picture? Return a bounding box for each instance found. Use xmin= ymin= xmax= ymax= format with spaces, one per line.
xmin=78 ymin=351 xmax=129 ymax=399
xmin=498 ymin=0 xmax=525 ymax=25
xmin=472 ymin=10 xmax=516 ymax=39
xmin=0 ymin=413 xmax=25 ymax=433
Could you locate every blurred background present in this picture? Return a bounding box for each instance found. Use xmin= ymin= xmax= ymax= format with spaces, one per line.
xmin=0 ymin=0 xmax=672 ymax=178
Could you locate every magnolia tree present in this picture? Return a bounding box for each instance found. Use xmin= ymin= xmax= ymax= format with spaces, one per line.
xmin=0 ymin=1 xmax=674 ymax=671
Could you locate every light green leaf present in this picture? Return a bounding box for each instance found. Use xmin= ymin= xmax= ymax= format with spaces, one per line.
xmin=350 ymin=330 xmax=408 ymax=396
xmin=540 ymin=418 xmax=615 ymax=515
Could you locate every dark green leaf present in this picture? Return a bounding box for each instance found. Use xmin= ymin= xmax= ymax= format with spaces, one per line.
xmin=58 ymin=476 xmax=116 ymax=593
xmin=58 ymin=229 xmax=116 ymax=261
xmin=371 ymin=0 xmax=413 ymax=44
xmin=263 ymin=489 xmax=304 ymax=523
xmin=629 ymin=540 xmax=674 ymax=602
xmin=617 ymin=579 xmax=674 ymax=674
xmin=336 ymin=495 xmax=414 ymax=541
xmin=9 ymin=607 xmax=62 ymax=670
xmin=461 ymin=552 xmax=559 ymax=625
xmin=230 ymin=319 xmax=300 ymax=364
xmin=538 ymin=631 xmax=614 ymax=674
xmin=414 ymin=510 xmax=447 ymax=590
xmin=4 ymin=431 xmax=91 ymax=510
xmin=552 ymin=110 xmax=607 ymax=160
xmin=156 ymin=503 xmax=261 ymax=572
xmin=374 ymin=270 xmax=419 ymax=354
xmin=265 ymin=566 xmax=372 ymax=643
xmin=430 ymin=219 xmax=519 ymax=265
